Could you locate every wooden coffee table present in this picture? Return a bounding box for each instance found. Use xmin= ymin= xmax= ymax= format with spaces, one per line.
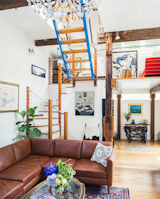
xmin=22 ymin=178 xmax=85 ymax=199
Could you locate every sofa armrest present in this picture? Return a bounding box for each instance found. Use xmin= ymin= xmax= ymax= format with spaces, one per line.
xmin=107 ymin=148 xmax=115 ymax=186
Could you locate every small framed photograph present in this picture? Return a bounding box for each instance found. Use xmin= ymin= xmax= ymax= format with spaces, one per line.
xmin=0 ymin=81 xmax=19 ymax=112
xmin=31 ymin=65 xmax=46 ymax=78
xmin=128 ymin=103 xmax=143 ymax=115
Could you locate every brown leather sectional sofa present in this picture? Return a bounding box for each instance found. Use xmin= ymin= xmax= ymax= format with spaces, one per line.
xmin=0 ymin=138 xmax=115 ymax=199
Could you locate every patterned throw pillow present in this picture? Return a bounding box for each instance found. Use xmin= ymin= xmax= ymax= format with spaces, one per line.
xmin=91 ymin=142 xmax=112 ymax=167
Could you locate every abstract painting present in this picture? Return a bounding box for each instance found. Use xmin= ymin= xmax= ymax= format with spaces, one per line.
xmin=75 ymin=91 xmax=94 ymax=116
xmin=0 ymin=81 xmax=19 ymax=112
xmin=128 ymin=104 xmax=143 ymax=115
xmin=113 ymin=51 xmax=138 ymax=78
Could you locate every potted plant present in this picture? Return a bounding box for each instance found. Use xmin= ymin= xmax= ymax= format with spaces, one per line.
xmin=123 ymin=112 xmax=131 ymax=124
xmin=13 ymin=107 xmax=43 ymax=141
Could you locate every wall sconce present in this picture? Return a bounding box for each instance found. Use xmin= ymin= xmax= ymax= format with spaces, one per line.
xmin=115 ymin=32 xmax=120 ymax=40
xmin=28 ymin=48 xmax=35 ymax=54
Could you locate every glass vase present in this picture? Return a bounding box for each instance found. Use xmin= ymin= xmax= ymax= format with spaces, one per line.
xmin=48 ymin=185 xmax=64 ymax=197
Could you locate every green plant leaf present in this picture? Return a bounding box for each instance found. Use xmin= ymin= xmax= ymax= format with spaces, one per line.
xmin=22 ymin=136 xmax=31 ymax=139
xmin=21 ymin=111 xmax=27 ymax=118
xmin=32 ymin=114 xmax=44 ymax=117
xmin=13 ymin=135 xmax=22 ymax=141
xmin=27 ymin=129 xmax=35 ymax=137
xmin=16 ymin=121 xmax=24 ymax=125
xmin=57 ymin=159 xmax=62 ymax=170
xmin=18 ymin=125 xmax=30 ymax=132
xmin=33 ymin=128 xmax=41 ymax=137
xmin=27 ymin=108 xmax=35 ymax=116
xmin=26 ymin=118 xmax=33 ymax=123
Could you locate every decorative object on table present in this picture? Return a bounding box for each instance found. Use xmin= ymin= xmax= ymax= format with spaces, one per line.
xmin=143 ymin=119 xmax=148 ymax=124
xmin=31 ymin=65 xmax=46 ymax=78
xmin=0 ymin=81 xmax=19 ymax=112
xmin=112 ymin=51 xmax=138 ymax=78
xmin=123 ymin=112 xmax=131 ymax=124
xmin=91 ymin=142 xmax=112 ymax=167
xmin=128 ymin=103 xmax=143 ymax=115
xmin=75 ymin=91 xmax=94 ymax=115
xmin=132 ymin=119 xmax=135 ymax=125
xmin=44 ymin=159 xmax=76 ymax=196
xmin=25 ymin=0 xmax=101 ymax=25
xmin=124 ymin=145 xmax=151 ymax=151
xmin=124 ymin=124 xmax=149 ymax=143
xmin=14 ymin=107 xmax=43 ymax=141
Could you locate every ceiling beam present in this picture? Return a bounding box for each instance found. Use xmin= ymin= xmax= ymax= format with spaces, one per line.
xmin=0 ymin=0 xmax=28 ymax=10
xmin=98 ymin=27 xmax=160 ymax=44
xmin=35 ymin=39 xmax=58 ymax=46
xmin=151 ymin=84 xmax=160 ymax=94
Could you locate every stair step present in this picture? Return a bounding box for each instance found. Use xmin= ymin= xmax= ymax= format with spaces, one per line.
xmin=45 ymin=105 xmax=58 ymax=107
xmin=63 ymin=49 xmax=88 ymax=54
xmin=56 ymin=136 xmax=64 ymax=140
xmin=61 ymin=93 xmax=67 ymax=94
xmin=33 ymin=117 xmax=59 ymax=120
xmin=70 ymin=76 xmax=93 ymax=81
xmin=57 ymin=27 xmax=84 ymax=34
xmin=66 ymin=59 xmax=89 ymax=63
xmin=61 ymin=39 xmax=86 ymax=45
xmin=39 ymin=111 xmax=59 ymax=113
xmin=41 ymin=130 xmax=60 ymax=135
xmin=66 ymin=86 xmax=74 ymax=88
xmin=68 ymin=68 xmax=90 ymax=72
xmin=31 ymin=124 xmax=59 ymax=127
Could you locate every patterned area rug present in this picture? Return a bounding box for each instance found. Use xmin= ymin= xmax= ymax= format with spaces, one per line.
xmin=124 ymin=145 xmax=151 ymax=151
xmin=21 ymin=185 xmax=130 ymax=199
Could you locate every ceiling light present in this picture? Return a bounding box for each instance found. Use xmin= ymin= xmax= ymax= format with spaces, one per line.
xmin=26 ymin=0 xmax=101 ymax=25
xmin=115 ymin=32 xmax=120 ymax=40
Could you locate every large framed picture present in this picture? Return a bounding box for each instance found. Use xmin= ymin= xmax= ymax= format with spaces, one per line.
xmin=0 ymin=81 xmax=19 ymax=112
xmin=75 ymin=91 xmax=94 ymax=116
xmin=112 ymin=51 xmax=138 ymax=78
xmin=31 ymin=65 xmax=46 ymax=78
xmin=128 ymin=103 xmax=143 ymax=115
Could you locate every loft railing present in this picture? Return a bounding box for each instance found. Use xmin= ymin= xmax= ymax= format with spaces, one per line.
xmin=26 ymin=87 xmax=68 ymax=140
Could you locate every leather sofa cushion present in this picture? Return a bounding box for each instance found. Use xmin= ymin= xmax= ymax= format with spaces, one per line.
xmin=0 ymin=145 xmax=16 ymax=172
xmin=41 ymin=157 xmax=77 ymax=175
xmin=73 ymin=159 xmax=107 ymax=179
xmin=0 ymin=164 xmax=41 ymax=186
xmin=18 ymin=155 xmax=50 ymax=166
xmin=12 ymin=139 xmax=31 ymax=162
xmin=81 ymin=140 xmax=112 ymax=159
xmin=54 ymin=140 xmax=82 ymax=159
xmin=0 ymin=179 xmax=23 ymax=199
xmin=31 ymin=138 xmax=54 ymax=157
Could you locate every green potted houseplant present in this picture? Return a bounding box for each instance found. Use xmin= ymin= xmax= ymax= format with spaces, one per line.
xmin=123 ymin=112 xmax=131 ymax=124
xmin=13 ymin=106 xmax=43 ymax=141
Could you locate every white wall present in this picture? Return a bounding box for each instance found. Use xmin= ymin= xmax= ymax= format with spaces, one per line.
xmin=155 ymin=99 xmax=160 ymax=141
xmin=0 ymin=16 xmax=51 ymax=148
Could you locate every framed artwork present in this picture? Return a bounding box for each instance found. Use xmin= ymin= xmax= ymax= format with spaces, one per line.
xmin=75 ymin=91 xmax=94 ymax=116
xmin=112 ymin=51 xmax=138 ymax=78
xmin=31 ymin=65 xmax=46 ymax=78
xmin=0 ymin=81 xmax=19 ymax=112
xmin=128 ymin=103 xmax=143 ymax=115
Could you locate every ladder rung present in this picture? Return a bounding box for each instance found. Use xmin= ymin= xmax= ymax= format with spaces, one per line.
xmin=63 ymin=49 xmax=88 ymax=54
xmin=39 ymin=111 xmax=58 ymax=113
xmin=31 ymin=124 xmax=59 ymax=127
xmin=61 ymin=39 xmax=86 ymax=45
xmin=41 ymin=130 xmax=60 ymax=135
xmin=68 ymin=68 xmax=90 ymax=72
xmin=66 ymin=86 xmax=74 ymax=88
xmin=61 ymin=93 xmax=67 ymax=94
xmin=70 ymin=76 xmax=93 ymax=81
xmin=33 ymin=117 xmax=59 ymax=120
xmin=66 ymin=59 xmax=89 ymax=63
xmin=55 ymin=136 xmax=64 ymax=140
xmin=57 ymin=27 xmax=84 ymax=34
xmin=45 ymin=105 xmax=58 ymax=107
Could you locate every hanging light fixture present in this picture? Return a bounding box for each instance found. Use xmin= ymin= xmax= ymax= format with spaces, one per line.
xmin=26 ymin=0 xmax=101 ymax=25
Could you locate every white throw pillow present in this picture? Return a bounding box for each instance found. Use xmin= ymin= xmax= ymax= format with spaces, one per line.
xmin=91 ymin=142 xmax=112 ymax=167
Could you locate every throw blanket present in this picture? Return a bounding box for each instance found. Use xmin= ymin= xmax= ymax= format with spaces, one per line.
xmin=84 ymin=127 xmax=101 ymax=140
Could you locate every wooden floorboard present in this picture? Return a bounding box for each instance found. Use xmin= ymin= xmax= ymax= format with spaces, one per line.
xmin=114 ymin=140 xmax=160 ymax=199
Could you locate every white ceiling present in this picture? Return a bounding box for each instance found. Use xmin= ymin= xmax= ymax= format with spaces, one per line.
xmin=99 ymin=0 xmax=160 ymax=32
xmin=0 ymin=0 xmax=160 ymax=41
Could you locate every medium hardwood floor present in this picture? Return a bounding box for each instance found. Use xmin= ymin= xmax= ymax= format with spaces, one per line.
xmin=113 ymin=140 xmax=160 ymax=199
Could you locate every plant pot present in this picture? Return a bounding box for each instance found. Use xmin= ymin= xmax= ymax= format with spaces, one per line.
xmin=126 ymin=121 xmax=129 ymax=124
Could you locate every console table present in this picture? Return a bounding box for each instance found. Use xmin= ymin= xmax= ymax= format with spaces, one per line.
xmin=124 ymin=124 xmax=150 ymax=143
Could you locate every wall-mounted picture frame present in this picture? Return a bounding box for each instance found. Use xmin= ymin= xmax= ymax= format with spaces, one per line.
xmin=112 ymin=51 xmax=138 ymax=78
xmin=31 ymin=65 xmax=46 ymax=78
xmin=0 ymin=81 xmax=19 ymax=112
xmin=128 ymin=103 xmax=143 ymax=115
xmin=75 ymin=91 xmax=94 ymax=116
